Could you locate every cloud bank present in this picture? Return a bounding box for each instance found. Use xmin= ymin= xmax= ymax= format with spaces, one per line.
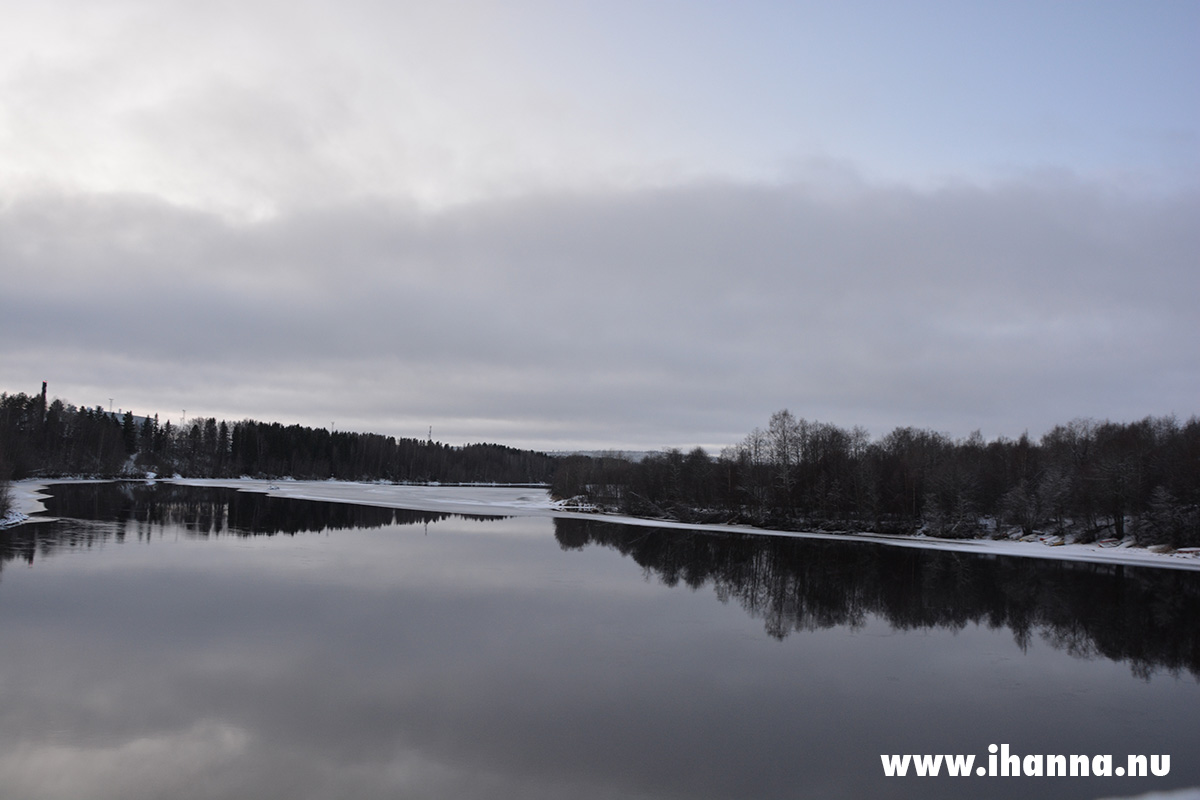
xmin=3 ymin=175 xmax=1196 ymax=450
xmin=1 ymin=1 xmax=1197 ymax=449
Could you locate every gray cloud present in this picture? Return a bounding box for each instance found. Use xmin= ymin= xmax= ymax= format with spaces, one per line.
xmin=2 ymin=176 xmax=1197 ymax=450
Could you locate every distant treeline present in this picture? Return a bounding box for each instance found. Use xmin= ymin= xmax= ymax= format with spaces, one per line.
xmin=0 ymin=390 xmax=555 ymax=486
xmin=552 ymin=409 xmax=1200 ymax=548
xmin=4 ymin=389 xmax=1199 ymax=548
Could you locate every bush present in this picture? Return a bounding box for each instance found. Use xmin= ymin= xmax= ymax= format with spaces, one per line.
xmin=0 ymin=466 xmax=11 ymax=519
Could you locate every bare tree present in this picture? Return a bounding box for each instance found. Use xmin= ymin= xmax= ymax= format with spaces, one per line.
xmin=767 ymin=409 xmax=802 ymax=507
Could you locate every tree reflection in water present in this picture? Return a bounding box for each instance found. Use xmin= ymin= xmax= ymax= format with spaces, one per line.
xmin=5 ymin=482 xmax=1197 ymax=681
xmin=2 ymin=482 xmax=496 ymax=567
xmin=553 ymin=517 xmax=1200 ymax=680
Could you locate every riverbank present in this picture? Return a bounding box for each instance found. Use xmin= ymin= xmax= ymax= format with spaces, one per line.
xmin=7 ymin=478 xmax=1200 ymax=572
xmin=0 ymin=480 xmax=57 ymax=527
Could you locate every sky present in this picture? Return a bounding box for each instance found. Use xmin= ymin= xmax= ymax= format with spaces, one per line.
xmin=2 ymin=0 xmax=1198 ymax=452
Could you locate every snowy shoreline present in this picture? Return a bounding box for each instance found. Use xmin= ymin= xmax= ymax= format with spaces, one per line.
xmin=6 ymin=478 xmax=1200 ymax=572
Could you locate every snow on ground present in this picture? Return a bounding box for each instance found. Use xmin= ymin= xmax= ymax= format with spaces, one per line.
xmin=171 ymin=479 xmax=1200 ymax=572
xmin=1 ymin=480 xmax=55 ymax=527
xmin=173 ymin=478 xmax=562 ymax=517
xmin=0 ymin=512 xmax=26 ymax=528
xmin=5 ymin=478 xmax=1200 ymax=572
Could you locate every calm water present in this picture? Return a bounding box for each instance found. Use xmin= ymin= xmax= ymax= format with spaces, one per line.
xmin=0 ymin=482 xmax=1197 ymax=800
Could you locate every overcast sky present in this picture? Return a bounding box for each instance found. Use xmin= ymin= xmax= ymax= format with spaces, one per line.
xmin=2 ymin=1 xmax=1197 ymax=452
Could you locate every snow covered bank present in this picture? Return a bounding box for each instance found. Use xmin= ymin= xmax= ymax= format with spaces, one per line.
xmin=172 ymin=478 xmax=562 ymax=517
xmin=167 ymin=479 xmax=1200 ymax=572
xmin=6 ymin=478 xmax=1200 ymax=572
xmin=0 ymin=480 xmax=58 ymax=527
xmin=0 ymin=510 xmax=26 ymax=529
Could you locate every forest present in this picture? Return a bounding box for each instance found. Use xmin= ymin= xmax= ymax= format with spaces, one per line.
xmin=3 ymin=387 xmax=1199 ymax=548
xmin=552 ymin=409 xmax=1200 ymax=548
xmin=0 ymin=388 xmax=556 ymax=513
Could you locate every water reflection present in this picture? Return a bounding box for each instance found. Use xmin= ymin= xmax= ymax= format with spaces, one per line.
xmin=9 ymin=484 xmax=1200 ymax=680
xmin=1 ymin=482 xmax=491 ymax=576
xmin=554 ymin=517 xmax=1200 ymax=679
xmin=0 ymin=483 xmax=1196 ymax=800
xmin=41 ymin=480 xmax=495 ymax=535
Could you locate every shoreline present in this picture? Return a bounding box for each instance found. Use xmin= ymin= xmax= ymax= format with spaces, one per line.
xmin=6 ymin=477 xmax=1200 ymax=572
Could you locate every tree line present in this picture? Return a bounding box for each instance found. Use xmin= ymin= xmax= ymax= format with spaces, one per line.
xmin=0 ymin=389 xmax=556 ymax=487
xmin=4 ymin=388 xmax=1198 ymax=548
xmin=552 ymin=409 xmax=1200 ymax=548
